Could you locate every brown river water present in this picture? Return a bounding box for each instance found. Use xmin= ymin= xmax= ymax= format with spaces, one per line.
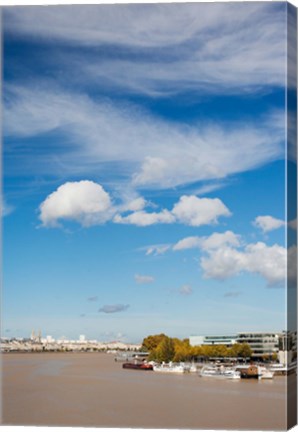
xmin=1 ymin=352 xmax=293 ymax=430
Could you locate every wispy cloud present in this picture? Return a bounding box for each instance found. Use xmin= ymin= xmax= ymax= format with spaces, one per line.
xmin=4 ymin=84 xmax=285 ymax=191
xmin=87 ymin=296 xmax=98 ymax=302
xmin=1 ymin=199 xmax=14 ymax=217
xmin=134 ymin=274 xmax=155 ymax=284
xmin=144 ymin=244 xmax=171 ymax=256
xmin=4 ymin=3 xmax=286 ymax=96
xmin=179 ymin=285 xmax=193 ymax=296
xmin=98 ymin=304 xmax=130 ymax=314
xmin=224 ymin=291 xmax=242 ymax=298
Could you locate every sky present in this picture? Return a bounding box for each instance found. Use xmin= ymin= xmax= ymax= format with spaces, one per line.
xmin=2 ymin=2 xmax=294 ymax=343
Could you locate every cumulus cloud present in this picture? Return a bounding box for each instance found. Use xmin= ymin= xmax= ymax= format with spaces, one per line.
xmin=39 ymin=180 xmax=231 ymax=229
xmin=254 ymin=215 xmax=284 ymax=232
xmin=201 ymin=242 xmax=286 ymax=286
xmin=134 ymin=274 xmax=155 ymax=284
xmin=114 ymin=195 xmax=230 ymax=227
xmin=39 ymin=180 xmax=113 ymax=227
xmin=120 ymin=197 xmax=147 ymax=212
xmin=172 ymin=196 xmax=231 ymax=227
xmin=114 ymin=209 xmax=175 ymax=227
xmin=87 ymin=296 xmax=98 ymax=302
xmin=179 ymin=285 xmax=193 ymax=296
xmin=98 ymin=304 xmax=130 ymax=314
xmin=173 ymin=231 xmax=240 ymax=251
xmin=173 ymin=236 xmax=202 ymax=251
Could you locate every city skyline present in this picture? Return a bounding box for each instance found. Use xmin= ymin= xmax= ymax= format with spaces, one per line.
xmin=3 ymin=3 xmax=290 ymax=343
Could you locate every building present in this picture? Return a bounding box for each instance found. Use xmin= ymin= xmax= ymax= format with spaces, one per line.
xmin=190 ymin=332 xmax=280 ymax=359
xmin=237 ymin=332 xmax=279 ymax=359
xmin=278 ymin=330 xmax=297 ymax=364
xmin=189 ymin=335 xmax=237 ymax=347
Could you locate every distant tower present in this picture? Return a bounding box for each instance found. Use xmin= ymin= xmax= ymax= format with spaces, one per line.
xmin=38 ymin=329 xmax=42 ymax=343
xmin=30 ymin=330 xmax=35 ymax=341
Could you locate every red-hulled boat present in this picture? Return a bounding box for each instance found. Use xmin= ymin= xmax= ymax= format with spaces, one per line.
xmin=122 ymin=362 xmax=153 ymax=371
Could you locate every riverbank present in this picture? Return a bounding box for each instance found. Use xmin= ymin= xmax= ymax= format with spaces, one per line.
xmin=2 ymin=352 xmax=291 ymax=429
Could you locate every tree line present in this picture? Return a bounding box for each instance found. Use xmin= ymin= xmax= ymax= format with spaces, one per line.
xmin=141 ymin=333 xmax=254 ymax=363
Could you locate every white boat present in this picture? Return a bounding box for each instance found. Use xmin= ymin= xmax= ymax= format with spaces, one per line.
xmin=153 ymin=362 xmax=186 ymax=373
xmin=200 ymin=365 xmax=240 ymax=380
xmin=258 ymin=366 xmax=274 ymax=380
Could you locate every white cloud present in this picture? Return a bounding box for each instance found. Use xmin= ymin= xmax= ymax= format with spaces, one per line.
xmin=4 ymin=3 xmax=286 ymax=94
xmin=173 ymin=236 xmax=202 ymax=251
xmin=4 ymin=84 xmax=285 ymax=191
xmin=120 ymin=197 xmax=147 ymax=212
xmin=145 ymin=244 xmax=171 ymax=256
xmin=201 ymin=242 xmax=286 ymax=287
xmin=114 ymin=209 xmax=175 ymax=227
xmin=114 ymin=195 xmax=230 ymax=227
xmin=173 ymin=231 xmax=240 ymax=252
xmin=173 ymin=231 xmax=240 ymax=251
xmin=172 ymin=195 xmax=231 ymax=227
xmin=200 ymin=231 xmax=241 ymax=250
xmin=1 ymin=199 xmax=14 ymax=217
xmin=179 ymin=285 xmax=193 ymax=296
xmin=39 ymin=180 xmax=113 ymax=227
xmin=134 ymin=274 xmax=155 ymax=284
xmin=254 ymin=215 xmax=284 ymax=232
xmin=39 ymin=179 xmax=232 ymax=229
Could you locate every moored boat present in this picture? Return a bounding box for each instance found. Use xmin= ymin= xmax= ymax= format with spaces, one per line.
xmin=153 ymin=362 xmax=186 ymax=373
xmin=199 ymin=365 xmax=240 ymax=379
xmin=237 ymin=365 xmax=259 ymax=379
xmin=257 ymin=366 xmax=274 ymax=379
xmin=122 ymin=362 xmax=153 ymax=370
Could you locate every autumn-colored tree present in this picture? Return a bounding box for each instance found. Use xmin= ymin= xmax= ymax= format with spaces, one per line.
xmin=238 ymin=343 xmax=252 ymax=359
xmin=141 ymin=334 xmax=167 ymax=352
xmin=153 ymin=336 xmax=175 ymax=362
xmin=173 ymin=338 xmax=193 ymax=362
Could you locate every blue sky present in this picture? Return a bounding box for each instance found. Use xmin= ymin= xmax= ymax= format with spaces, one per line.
xmin=2 ymin=2 xmax=292 ymax=343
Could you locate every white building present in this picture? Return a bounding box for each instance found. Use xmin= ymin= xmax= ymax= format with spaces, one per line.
xmin=189 ymin=335 xmax=237 ymax=347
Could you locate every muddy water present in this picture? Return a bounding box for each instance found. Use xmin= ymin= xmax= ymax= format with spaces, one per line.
xmin=2 ymin=353 xmax=289 ymax=430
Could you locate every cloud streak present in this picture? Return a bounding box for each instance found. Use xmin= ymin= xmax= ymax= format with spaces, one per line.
xmin=98 ymin=304 xmax=130 ymax=314
xmin=4 ymin=3 xmax=286 ymax=96
xmin=134 ymin=274 xmax=155 ymax=284
xmin=4 ymin=84 xmax=285 ymax=191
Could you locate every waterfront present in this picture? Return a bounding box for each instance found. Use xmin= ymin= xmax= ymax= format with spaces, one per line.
xmin=2 ymin=352 xmax=292 ymax=430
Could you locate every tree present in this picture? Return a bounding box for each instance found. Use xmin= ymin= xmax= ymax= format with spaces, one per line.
xmin=238 ymin=343 xmax=252 ymax=359
xmin=173 ymin=338 xmax=193 ymax=362
xmin=155 ymin=336 xmax=175 ymax=362
xmin=141 ymin=334 xmax=167 ymax=352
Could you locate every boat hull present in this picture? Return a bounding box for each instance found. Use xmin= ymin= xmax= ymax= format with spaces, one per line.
xmin=122 ymin=363 xmax=153 ymax=370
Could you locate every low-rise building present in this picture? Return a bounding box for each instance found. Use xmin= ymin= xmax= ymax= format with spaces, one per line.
xmin=236 ymin=332 xmax=279 ymax=359
xmin=189 ymin=335 xmax=237 ymax=347
xmin=190 ymin=331 xmax=281 ymax=359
